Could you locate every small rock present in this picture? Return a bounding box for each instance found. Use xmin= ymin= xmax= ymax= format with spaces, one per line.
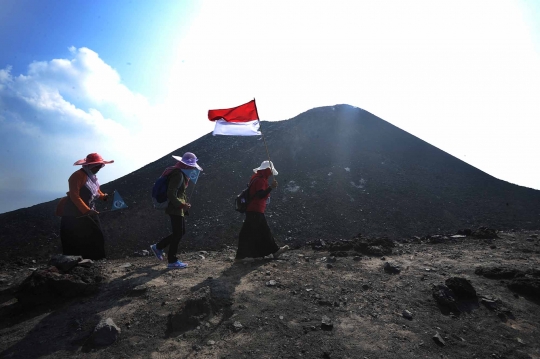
xmin=327 ymin=257 xmax=337 ymax=263
xmin=353 ymin=256 xmax=361 ymax=261
xmin=326 ymin=263 xmax=333 ymax=269
xmin=517 ymin=337 xmax=525 ymax=345
xmin=207 ymin=340 xmax=215 ymax=346
xmin=362 ymin=284 xmax=369 ymax=290
xmin=232 ymin=321 xmax=243 ymax=332
xmin=89 ymin=318 xmax=121 ymax=347
xmin=266 ymin=280 xmax=277 ymax=287
xmin=383 ymin=262 xmax=401 ymax=274
xmin=321 ymin=315 xmax=333 ymax=330
xmin=78 ymin=259 xmax=94 ymax=268
xmin=433 ymin=332 xmax=445 ymax=346
xmin=120 ymin=263 xmax=132 ymax=268
xmin=402 ymin=310 xmax=413 ymax=320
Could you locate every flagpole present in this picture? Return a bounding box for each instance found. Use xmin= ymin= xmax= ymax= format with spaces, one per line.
xmin=253 ymin=98 xmax=276 ymax=177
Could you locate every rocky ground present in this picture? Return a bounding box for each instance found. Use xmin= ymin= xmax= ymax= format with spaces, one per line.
xmin=0 ymin=230 xmax=539 ymax=359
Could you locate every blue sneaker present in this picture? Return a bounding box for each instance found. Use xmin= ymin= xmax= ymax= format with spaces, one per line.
xmin=167 ymin=260 xmax=188 ymax=269
xmin=150 ymin=244 xmax=164 ymax=261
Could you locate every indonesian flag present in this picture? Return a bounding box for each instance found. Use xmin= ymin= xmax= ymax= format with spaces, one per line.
xmin=208 ymin=100 xmax=261 ymax=136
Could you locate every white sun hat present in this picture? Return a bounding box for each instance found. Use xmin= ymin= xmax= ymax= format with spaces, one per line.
xmin=253 ymin=160 xmax=278 ymax=175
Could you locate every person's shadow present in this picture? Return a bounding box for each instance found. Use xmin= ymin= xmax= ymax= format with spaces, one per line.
xmin=168 ymin=258 xmax=270 ymax=359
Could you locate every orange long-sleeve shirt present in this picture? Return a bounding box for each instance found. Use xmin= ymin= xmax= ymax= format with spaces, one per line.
xmin=55 ymin=169 xmax=106 ymax=216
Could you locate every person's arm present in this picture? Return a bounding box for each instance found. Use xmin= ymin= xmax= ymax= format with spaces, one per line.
xmin=253 ymin=187 xmax=273 ymax=199
xmin=98 ymin=189 xmax=108 ymax=201
xmin=68 ymin=170 xmax=92 ymax=214
xmin=251 ymin=177 xmax=277 ymax=198
xmin=167 ymin=170 xmax=187 ymax=208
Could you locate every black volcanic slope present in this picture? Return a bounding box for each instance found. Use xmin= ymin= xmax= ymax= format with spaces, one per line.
xmin=1 ymin=105 xmax=540 ymax=260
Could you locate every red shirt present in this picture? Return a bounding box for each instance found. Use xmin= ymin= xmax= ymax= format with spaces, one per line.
xmin=246 ymin=172 xmax=271 ymax=213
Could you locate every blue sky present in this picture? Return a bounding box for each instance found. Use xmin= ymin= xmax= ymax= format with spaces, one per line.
xmin=1 ymin=0 xmax=540 ymax=213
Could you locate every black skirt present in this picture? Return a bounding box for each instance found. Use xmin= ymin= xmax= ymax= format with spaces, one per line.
xmin=60 ymin=216 xmax=106 ymax=260
xmin=236 ymin=212 xmax=279 ymax=259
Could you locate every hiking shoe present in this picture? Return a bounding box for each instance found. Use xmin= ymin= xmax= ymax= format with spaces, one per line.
xmin=273 ymin=245 xmax=290 ymax=259
xmin=150 ymin=244 xmax=164 ymax=261
xmin=167 ymin=260 xmax=188 ymax=269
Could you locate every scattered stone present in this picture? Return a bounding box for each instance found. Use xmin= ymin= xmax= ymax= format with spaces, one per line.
xmin=362 ymin=284 xmax=369 ymax=290
xmin=432 ymin=332 xmax=445 ymax=346
xmin=192 ymin=344 xmax=202 ymax=351
xmin=490 ymin=245 xmax=497 ymax=249
xmin=327 ymin=257 xmax=337 ymax=263
xmin=120 ymin=263 xmax=132 ymax=268
xmin=432 ymin=284 xmax=458 ymax=313
xmin=15 ymin=265 xmax=102 ymax=306
xmin=78 ymin=259 xmax=94 ymax=268
xmin=353 ymin=234 xmax=394 ymax=256
xmin=383 ymin=262 xmax=401 ymax=274
xmin=402 ymin=310 xmax=413 ymax=320
xmin=48 ymin=254 xmax=82 ymax=272
xmin=445 ymin=277 xmax=477 ymax=300
xmin=326 ymin=264 xmax=333 ymax=269
xmin=353 ymin=256 xmax=361 ymax=261
xmin=89 ymin=318 xmax=121 ymax=347
xmin=131 ymin=284 xmax=148 ymax=295
xmin=232 ymin=321 xmax=243 ymax=332
xmin=480 ymin=297 xmax=499 ymax=311
xmin=321 ymin=315 xmax=333 ymax=330
xmin=508 ymin=277 xmax=540 ymax=300
xmin=266 ymin=280 xmax=277 ymax=287
xmin=207 ymin=340 xmax=215 ymax=346
xmin=318 ymin=300 xmax=332 ymax=306
xmin=471 ymin=227 xmax=498 ymax=239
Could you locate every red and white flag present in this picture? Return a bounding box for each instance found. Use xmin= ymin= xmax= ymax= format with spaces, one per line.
xmin=208 ymin=100 xmax=261 ymax=136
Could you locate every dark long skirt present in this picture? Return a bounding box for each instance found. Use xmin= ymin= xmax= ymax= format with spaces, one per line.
xmin=236 ymin=211 xmax=279 ymax=259
xmin=60 ymin=216 xmax=106 ymax=260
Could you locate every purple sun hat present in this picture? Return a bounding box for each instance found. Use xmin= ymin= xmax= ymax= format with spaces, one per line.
xmin=172 ymin=152 xmax=203 ymax=171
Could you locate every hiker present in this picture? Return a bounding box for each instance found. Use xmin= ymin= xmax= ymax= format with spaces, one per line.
xmin=235 ymin=160 xmax=289 ymax=262
xmin=150 ymin=152 xmax=202 ymax=269
xmin=55 ymin=153 xmax=113 ymax=260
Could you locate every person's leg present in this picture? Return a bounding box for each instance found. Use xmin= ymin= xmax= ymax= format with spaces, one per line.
xmin=166 ymin=215 xmax=184 ymax=263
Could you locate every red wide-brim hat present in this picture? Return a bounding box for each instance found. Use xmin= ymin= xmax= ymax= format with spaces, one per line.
xmin=73 ymin=153 xmax=114 ymax=166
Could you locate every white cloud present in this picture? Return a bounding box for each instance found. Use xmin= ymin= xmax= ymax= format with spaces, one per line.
xmin=0 ymin=47 xmax=188 ymax=198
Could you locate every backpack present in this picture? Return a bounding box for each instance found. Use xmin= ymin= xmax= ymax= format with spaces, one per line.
xmin=235 ymin=178 xmax=257 ymax=213
xmin=152 ymin=170 xmax=187 ymax=210
xmin=151 ymin=175 xmax=170 ymax=210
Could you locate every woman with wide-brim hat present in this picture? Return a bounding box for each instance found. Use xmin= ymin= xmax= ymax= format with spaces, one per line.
xmin=55 ymin=153 xmax=113 ymax=260
xmin=235 ymin=160 xmax=289 ymax=262
xmin=150 ymin=152 xmax=203 ymax=269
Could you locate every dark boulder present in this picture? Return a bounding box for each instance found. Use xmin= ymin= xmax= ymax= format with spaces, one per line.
xmin=445 ymin=277 xmax=477 ymax=300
